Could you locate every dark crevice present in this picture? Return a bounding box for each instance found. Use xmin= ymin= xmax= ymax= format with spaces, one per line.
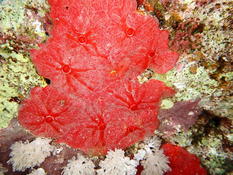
xmin=44 ymin=78 xmax=51 ymax=84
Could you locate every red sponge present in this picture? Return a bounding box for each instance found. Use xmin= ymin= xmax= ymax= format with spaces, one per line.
xmin=162 ymin=143 xmax=207 ymax=175
xmin=18 ymin=0 xmax=179 ymax=155
xmin=18 ymin=86 xmax=79 ymax=139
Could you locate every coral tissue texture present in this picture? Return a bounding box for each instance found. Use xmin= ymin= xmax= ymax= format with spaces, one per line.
xmin=18 ymin=0 xmax=178 ymax=155
xmin=162 ymin=144 xmax=207 ymax=175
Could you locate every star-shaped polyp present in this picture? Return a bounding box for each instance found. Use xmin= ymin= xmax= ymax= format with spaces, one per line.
xmin=18 ymin=86 xmax=79 ymax=139
xmin=57 ymin=100 xmax=112 ymax=155
xmin=97 ymin=78 xmax=175 ymax=150
xmin=31 ymin=42 xmax=108 ymax=97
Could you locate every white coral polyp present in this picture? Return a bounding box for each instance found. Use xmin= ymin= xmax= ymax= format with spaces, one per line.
xmin=134 ymin=136 xmax=162 ymax=161
xmin=134 ymin=149 xmax=147 ymax=161
xmin=97 ymin=149 xmax=138 ymax=175
xmin=0 ymin=163 xmax=8 ymax=175
xmin=62 ymin=154 xmax=95 ymax=175
xmin=27 ymin=168 xmax=47 ymax=175
xmin=141 ymin=149 xmax=171 ymax=175
xmin=144 ymin=136 xmax=161 ymax=154
xmin=8 ymin=138 xmax=55 ymax=172
xmin=144 ymin=136 xmax=161 ymax=149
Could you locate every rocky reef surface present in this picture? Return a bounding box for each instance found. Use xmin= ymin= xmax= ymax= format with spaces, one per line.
xmin=0 ymin=0 xmax=232 ymax=174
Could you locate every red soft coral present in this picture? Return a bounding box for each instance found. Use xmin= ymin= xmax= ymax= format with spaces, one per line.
xmin=101 ymin=78 xmax=175 ymax=148
xmin=102 ymin=13 xmax=161 ymax=69
xmin=162 ymin=143 xmax=207 ymax=175
xmin=57 ymin=78 xmax=174 ymax=155
xmin=50 ymin=10 xmax=107 ymax=57
xmin=102 ymin=78 xmax=175 ymax=111
xmin=56 ymin=99 xmax=137 ymax=155
xmin=143 ymin=30 xmax=179 ymax=73
xmin=56 ymin=99 xmax=111 ymax=155
xmin=31 ymin=42 xmax=108 ymax=96
xmin=18 ymin=0 xmax=179 ymax=155
xmin=18 ymin=86 xmax=79 ymax=139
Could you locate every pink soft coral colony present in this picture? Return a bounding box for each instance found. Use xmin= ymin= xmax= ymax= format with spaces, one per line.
xmin=18 ymin=0 xmax=179 ymax=155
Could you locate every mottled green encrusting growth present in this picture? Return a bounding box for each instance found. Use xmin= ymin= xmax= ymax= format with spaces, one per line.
xmin=151 ymin=0 xmax=233 ymax=174
xmin=155 ymin=63 xmax=218 ymax=101
xmin=155 ymin=59 xmax=219 ymax=111
xmin=0 ymin=0 xmax=49 ymax=37
xmin=0 ymin=45 xmax=46 ymax=128
xmin=163 ymin=113 xmax=233 ymax=175
xmin=188 ymin=129 xmax=233 ymax=175
xmin=0 ymin=0 xmax=49 ymax=128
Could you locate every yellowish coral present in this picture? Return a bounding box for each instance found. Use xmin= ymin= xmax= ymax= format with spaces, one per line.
xmin=0 ymin=0 xmax=49 ymax=37
xmin=0 ymin=45 xmax=46 ymax=128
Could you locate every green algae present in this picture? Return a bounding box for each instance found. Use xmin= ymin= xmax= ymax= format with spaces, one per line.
xmin=0 ymin=0 xmax=49 ymax=43
xmin=189 ymin=135 xmax=233 ymax=175
xmin=0 ymin=0 xmax=49 ymax=128
xmin=0 ymin=0 xmax=25 ymax=34
xmin=0 ymin=46 xmax=46 ymax=128
xmin=153 ymin=59 xmax=232 ymax=174
xmin=202 ymin=96 xmax=233 ymax=120
xmin=166 ymin=123 xmax=233 ymax=175
xmin=153 ymin=63 xmax=219 ymax=102
xmin=170 ymin=66 xmax=217 ymax=101
xmin=219 ymin=72 xmax=233 ymax=82
xmin=160 ymin=99 xmax=174 ymax=109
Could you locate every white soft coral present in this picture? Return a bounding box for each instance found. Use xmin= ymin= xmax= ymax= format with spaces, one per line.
xmin=141 ymin=149 xmax=171 ymax=175
xmin=134 ymin=136 xmax=171 ymax=175
xmin=134 ymin=136 xmax=161 ymax=161
xmin=144 ymin=136 xmax=161 ymax=151
xmin=0 ymin=163 xmax=7 ymax=175
xmin=62 ymin=154 xmax=95 ymax=175
xmin=8 ymin=138 xmax=55 ymax=172
xmin=27 ymin=168 xmax=47 ymax=175
xmin=97 ymin=149 xmax=138 ymax=175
